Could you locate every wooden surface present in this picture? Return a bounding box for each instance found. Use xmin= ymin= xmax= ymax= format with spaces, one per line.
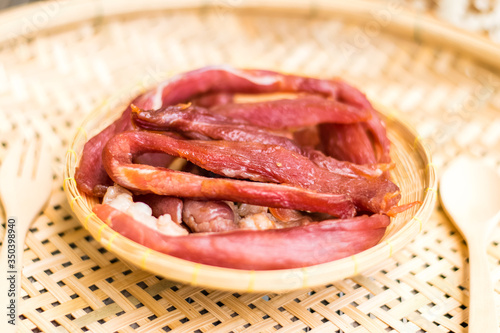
xmin=1 ymin=0 xmax=500 ymax=332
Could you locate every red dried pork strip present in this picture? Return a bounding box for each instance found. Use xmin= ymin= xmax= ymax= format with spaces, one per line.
xmin=75 ymin=90 xmax=172 ymax=197
xmin=320 ymin=123 xmax=377 ymax=165
xmin=319 ymin=81 xmax=391 ymax=164
xmin=75 ymin=105 xmax=133 ymax=197
xmin=132 ymin=104 xmax=389 ymax=179
xmin=103 ymin=131 xmax=399 ymax=214
xmin=210 ymin=96 xmax=370 ymax=129
xmin=133 ymin=104 xmax=305 ymax=148
xmin=102 ymin=131 xmax=356 ymax=218
xmin=191 ymin=92 xmax=234 ymax=108
xmin=76 ymin=66 xmax=367 ymax=196
xmin=94 ymin=204 xmax=390 ymax=270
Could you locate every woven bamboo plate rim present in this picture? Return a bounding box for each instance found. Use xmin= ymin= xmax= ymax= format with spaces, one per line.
xmin=63 ymin=82 xmax=436 ymax=293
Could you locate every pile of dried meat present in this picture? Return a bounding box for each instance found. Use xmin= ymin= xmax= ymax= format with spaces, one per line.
xmin=75 ymin=66 xmax=417 ymax=270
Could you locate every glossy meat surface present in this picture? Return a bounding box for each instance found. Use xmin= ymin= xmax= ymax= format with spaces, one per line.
xmin=103 ymin=131 xmax=399 ymax=213
xmin=102 ymin=131 xmax=356 ymax=218
xmin=133 ymin=105 xmax=389 ymax=179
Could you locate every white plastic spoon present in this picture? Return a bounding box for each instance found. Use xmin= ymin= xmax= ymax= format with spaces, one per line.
xmin=440 ymin=156 xmax=500 ymax=332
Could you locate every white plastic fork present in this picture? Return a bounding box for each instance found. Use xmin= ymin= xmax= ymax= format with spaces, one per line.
xmin=0 ymin=135 xmax=52 ymax=331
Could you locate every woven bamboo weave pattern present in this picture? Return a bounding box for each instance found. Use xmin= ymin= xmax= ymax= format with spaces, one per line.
xmin=1 ymin=1 xmax=500 ymax=332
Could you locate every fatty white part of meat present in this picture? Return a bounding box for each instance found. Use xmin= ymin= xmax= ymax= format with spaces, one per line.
xmin=103 ymin=184 xmax=188 ymax=236
xmin=238 ymin=212 xmax=277 ymax=230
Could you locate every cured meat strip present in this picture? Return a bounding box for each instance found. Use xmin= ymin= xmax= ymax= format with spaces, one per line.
xmin=319 ymin=81 xmax=391 ymax=164
xmin=156 ymin=66 xmax=342 ymax=103
xmin=209 ymin=96 xmax=370 ymax=128
xmin=338 ymin=80 xmax=391 ymax=164
xmin=192 ymin=92 xmax=234 ymax=108
xmin=103 ymin=131 xmax=399 ymax=213
xmin=133 ymin=105 xmax=389 ymax=178
xmin=293 ymin=126 xmax=320 ymax=148
xmin=75 ymin=107 xmax=133 ymax=196
xmin=102 ymin=132 xmax=356 ymax=218
xmin=133 ymin=152 xmax=176 ymax=168
xmin=366 ymin=115 xmax=392 ymax=164
xmin=76 ymin=66 xmax=367 ymax=196
xmin=75 ymin=89 xmax=167 ymax=196
xmin=94 ymin=204 xmax=390 ymax=270
xmin=198 ymin=179 xmax=354 ymax=217
xmin=319 ymin=123 xmax=377 ymax=164
xmin=132 ymin=104 xmax=301 ymax=151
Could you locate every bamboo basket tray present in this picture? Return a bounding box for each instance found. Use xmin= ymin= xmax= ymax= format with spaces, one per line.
xmin=2 ymin=0 xmax=500 ymax=331
xmin=64 ymin=89 xmax=436 ymax=293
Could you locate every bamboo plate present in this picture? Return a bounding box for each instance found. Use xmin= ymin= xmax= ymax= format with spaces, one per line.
xmin=64 ymin=81 xmax=436 ymax=293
